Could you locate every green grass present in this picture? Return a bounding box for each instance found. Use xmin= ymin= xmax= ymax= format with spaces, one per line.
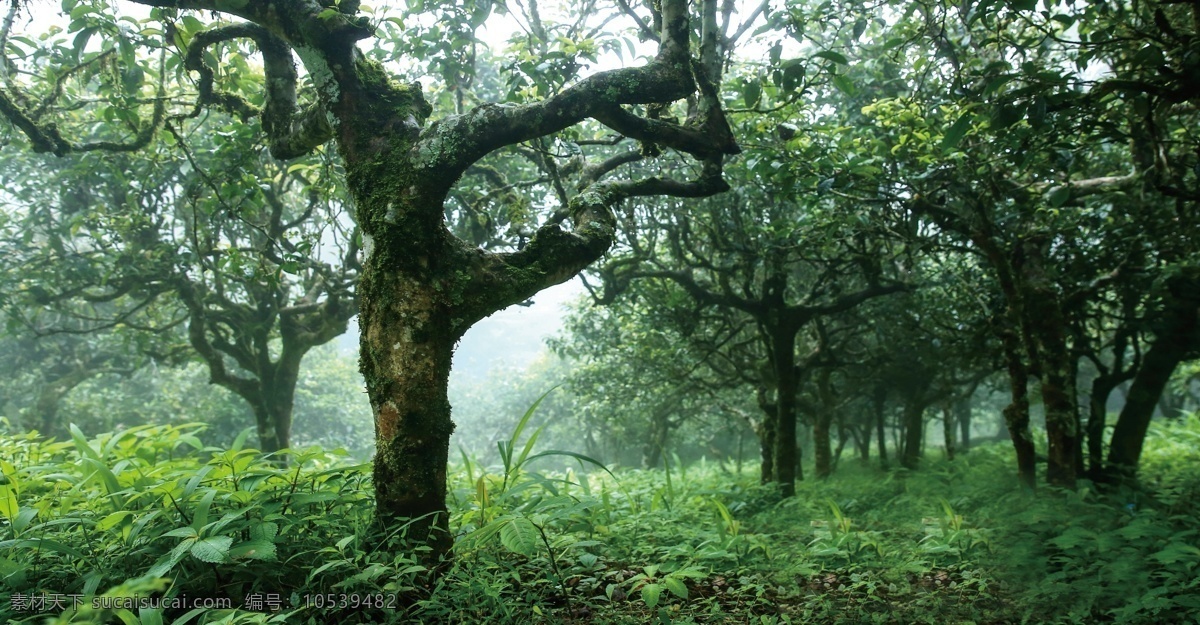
xmin=2 ymin=417 xmax=1199 ymax=624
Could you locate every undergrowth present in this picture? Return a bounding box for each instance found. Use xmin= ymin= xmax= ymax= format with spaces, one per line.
xmin=1 ymin=416 xmax=1199 ymax=624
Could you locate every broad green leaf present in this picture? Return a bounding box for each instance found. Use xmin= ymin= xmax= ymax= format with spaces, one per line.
xmin=499 ymin=516 xmax=539 ymax=556
xmin=189 ymin=536 xmax=233 ymax=563
xmin=98 ymin=511 xmax=134 ymax=531
xmin=663 ymin=576 xmax=688 ymax=599
xmin=742 ymin=79 xmax=761 ymax=108
xmin=1047 ymin=186 xmax=1071 ymax=208
xmin=13 ymin=507 xmax=37 ymax=534
xmin=0 ymin=486 xmax=16 ymax=521
xmin=781 ymin=61 xmax=805 ymax=92
xmin=832 ymin=74 xmax=856 ymax=95
xmin=640 ymin=582 xmax=663 ymax=608
xmin=139 ymin=607 xmax=164 ymax=625
xmin=250 ymin=522 xmax=278 ymax=541
xmin=165 ymin=523 xmax=200 ymax=537
xmin=229 ymin=539 xmax=277 ymax=561
xmin=852 ymin=19 xmax=867 ymax=40
xmin=941 ymin=115 xmax=973 ymax=149
xmin=990 ymin=104 xmax=1025 ymax=130
xmin=812 ymin=50 xmax=849 ymax=65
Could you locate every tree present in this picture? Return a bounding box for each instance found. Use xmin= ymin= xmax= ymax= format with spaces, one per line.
xmin=593 ymin=129 xmax=908 ymax=493
xmin=0 ymin=117 xmax=357 ymax=455
xmin=553 ymin=277 xmax=754 ymax=469
xmin=0 ymin=0 xmax=743 ymax=558
xmin=845 ymin=0 xmax=1200 ymax=488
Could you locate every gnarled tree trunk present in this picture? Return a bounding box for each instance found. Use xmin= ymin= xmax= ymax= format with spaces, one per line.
xmin=1107 ymin=272 xmax=1200 ymax=479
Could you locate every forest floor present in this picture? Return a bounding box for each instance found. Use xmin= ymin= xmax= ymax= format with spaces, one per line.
xmin=2 ymin=418 xmax=1199 ymax=624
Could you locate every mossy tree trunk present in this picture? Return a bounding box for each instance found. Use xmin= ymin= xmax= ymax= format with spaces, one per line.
xmin=813 ymin=367 xmax=836 ymax=479
xmin=754 ymin=390 xmax=777 ymax=484
xmin=955 ymin=398 xmax=971 ymax=452
xmin=1019 ymin=237 xmax=1078 ymax=488
xmin=900 ymin=396 xmax=927 ymax=470
xmin=874 ymin=386 xmax=888 ymax=468
xmin=1000 ymin=324 xmax=1037 ymax=490
xmin=942 ymin=403 xmax=956 ymax=461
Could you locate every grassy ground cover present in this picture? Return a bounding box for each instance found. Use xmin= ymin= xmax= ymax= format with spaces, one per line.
xmin=1 ymin=417 xmax=1199 ymax=624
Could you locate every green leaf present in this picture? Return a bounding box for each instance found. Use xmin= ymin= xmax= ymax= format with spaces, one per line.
xmin=852 ymin=19 xmax=867 ymax=40
xmin=71 ymin=26 xmax=97 ymax=59
xmin=164 ymin=526 xmax=199 ymax=539
xmin=742 ymin=78 xmax=761 ymax=108
xmin=990 ymin=104 xmax=1025 ymax=130
xmin=941 ymin=114 xmax=972 ymax=150
xmin=0 ymin=537 xmax=84 ymax=558
xmin=499 ymin=516 xmax=539 ymax=556
xmin=0 ymin=486 xmax=16 ymax=521
xmin=12 ymin=507 xmax=37 ymax=534
xmin=229 ymin=539 xmax=277 ymax=561
xmin=69 ymin=423 xmax=101 ymax=461
xmin=149 ymin=541 xmax=191 ymax=577
xmin=663 ymin=576 xmax=688 ymax=600
xmin=832 ymin=74 xmax=856 ymax=95
xmin=522 ymin=450 xmax=616 ymax=479
xmin=250 ymin=522 xmax=278 ymax=541
xmin=192 ymin=488 xmax=216 ymax=532
xmin=781 ymin=61 xmax=805 ymax=92
xmin=82 ymin=457 xmax=123 ymax=500
xmin=231 ymin=427 xmax=253 ymax=452
xmin=139 ymin=607 xmax=164 ymax=625
xmin=812 ymin=50 xmax=849 ymax=65
xmin=640 ymin=583 xmax=663 ymax=608
xmin=1046 ymin=186 xmax=1071 ymax=208
xmin=98 ymin=511 xmax=134 ymax=532
xmin=983 ymin=74 xmax=1017 ymax=96
xmin=189 ymin=536 xmax=233 ymax=563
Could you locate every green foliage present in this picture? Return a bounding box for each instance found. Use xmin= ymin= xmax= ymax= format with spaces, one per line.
xmin=3 ymin=415 xmax=1200 ymax=623
xmin=0 ymin=423 xmax=416 ymax=625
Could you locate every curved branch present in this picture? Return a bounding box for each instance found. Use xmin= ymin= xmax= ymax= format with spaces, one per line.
xmin=180 ymin=22 xmax=333 ymax=159
xmin=416 ymin=0 xmax=708 ymax=186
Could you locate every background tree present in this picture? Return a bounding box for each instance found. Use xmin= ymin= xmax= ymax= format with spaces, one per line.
xmin=0 ymin=109 xmax=358 ymax=455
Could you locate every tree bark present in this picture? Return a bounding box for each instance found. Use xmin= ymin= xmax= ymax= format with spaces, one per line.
xmin=772 ymin=327 xmax=799 ymax=496
xmin=901 ymin=397 xmax=926 ymax=469
xmin=1001 ymin=326 xmax=1037 ymax=490
xmin=1087 ymin=373 xmax=1122 ymax=479
xmin=642 ymin=405 xmax=673 ymax=468
xmin=942 ymin=403 xmax=956 ymax=460
xmin=855 ymin=422 xmax=871 ymax=463
xmin=360 ymin=268 xmax=461 ymax=557
xmin=249 ymin=353 xmax=302 ymax=454
xmin=1020 ymin=238 xmax=1078 ymax=488
xmin=1107 ymin=275 xmax=1200 ymax=478
xmin=874 ymin=386 xmax=888 ymax=468
xmin=813 ymin=368 xmax=836 ymax=478
xmin=956 ymin=398 xmax=971 ymax=452
xmin=812 ymin=412 xmax=833 ymax=479
xmin=34 ymin=367 xmax=93 ymax=437
xmin=755 ymin=390 xmax=777 ymax=483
